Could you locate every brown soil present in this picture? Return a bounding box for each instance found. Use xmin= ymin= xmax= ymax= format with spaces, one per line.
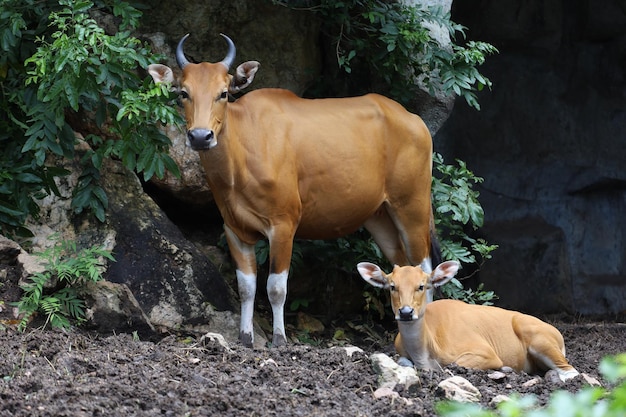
xmin=0 ymin=317 xmax=624 ymax=417
xmin=2 ymin=249 xmax=625 ymax=416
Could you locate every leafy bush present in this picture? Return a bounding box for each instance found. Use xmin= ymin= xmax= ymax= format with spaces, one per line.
xmin=436 ymin=353 xmax=626 ymax=417
xmin=432 ymin=153 xmax=498 ymax=302
xmin=0 ymin=0 xmax=182 ymax=238
xmin=14 ymin=237 xmax=115 ymax=330
xmin=275 ymin=0 xmax=497 ymax=109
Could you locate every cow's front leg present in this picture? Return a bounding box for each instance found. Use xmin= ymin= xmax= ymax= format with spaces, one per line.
xmin=267 ymin=270 xmax=288 ymax=346
xmin=267 ymin=226 xmax=295 ymax=347
xmin=225 ymin=226 xmax=258 ymax=347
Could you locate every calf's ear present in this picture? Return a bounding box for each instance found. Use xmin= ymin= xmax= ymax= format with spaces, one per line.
xmin=357 ymin=262 xmax=390 ymax=289
xmin=230 ymin=61 xmax=260 ymax=93
xmin=430 ymin=260 xmax=460 ymax=288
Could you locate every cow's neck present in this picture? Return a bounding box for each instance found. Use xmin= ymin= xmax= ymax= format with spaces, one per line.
xmin=197 ymin=120 xmax=246 ymax=192
xmin=397 ymin=318 xmax=435 ymax=369
xmin=196 ymin=117 xmax=257 ymax=234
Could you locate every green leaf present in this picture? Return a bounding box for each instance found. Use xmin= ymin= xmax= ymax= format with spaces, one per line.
xmin=91 ymin=185 xmax=108 ymax=206
xmin=14 ymin=173 xmax=42 ymax=184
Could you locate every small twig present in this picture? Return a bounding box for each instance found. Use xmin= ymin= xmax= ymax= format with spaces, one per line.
xmin=336 ymin=23 xmax=345 ymax=67
xmin=44 ymin=356 xmax=56 ymax=373
xmin=290 ymin=388 xmax=310 ymax=396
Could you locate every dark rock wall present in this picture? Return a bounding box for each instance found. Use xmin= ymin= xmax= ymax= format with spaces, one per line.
xmin=436 ymin=0 xmax=626 ymax=314
xmin=139 ymin=1 xmax=321 ymax=95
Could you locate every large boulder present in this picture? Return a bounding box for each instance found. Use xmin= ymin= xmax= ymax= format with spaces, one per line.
xmin=22 ymin=152 xmax=241 ymax=338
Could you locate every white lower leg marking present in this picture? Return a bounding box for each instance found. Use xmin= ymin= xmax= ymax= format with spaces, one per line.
xmin=237 ymin=270 xmax=256 ymax=341
xmin=557 ymin=369 xmax=580 ymax=382
xmin=529 ymin=347 xmax=579 ymax=382
xmin=267 ymin=270 xmax=288 ymax=341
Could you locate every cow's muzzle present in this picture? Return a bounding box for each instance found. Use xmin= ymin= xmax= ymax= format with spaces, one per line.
xmin=188 ymin=128 xmax=217 ymax=150
xmin=398 ymin=306 xmax=415 ymax=321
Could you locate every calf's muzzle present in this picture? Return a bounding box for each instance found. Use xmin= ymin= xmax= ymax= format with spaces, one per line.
xmin=398 ymin=306 xmax=415 ymax=321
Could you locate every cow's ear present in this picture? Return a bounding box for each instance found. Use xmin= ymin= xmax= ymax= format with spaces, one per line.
xmin=229 ymin=61 xmax=259 ymax=93
xmin=148 ymin=64 xmax=175 ymax=84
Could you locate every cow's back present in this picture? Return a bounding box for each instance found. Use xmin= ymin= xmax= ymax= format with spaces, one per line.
xmin=230 ymin=89 xmax=432 ymax=239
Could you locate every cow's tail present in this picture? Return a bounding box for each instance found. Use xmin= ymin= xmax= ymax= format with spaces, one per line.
xmin=429 ymin=206 xmax=442 ymax=268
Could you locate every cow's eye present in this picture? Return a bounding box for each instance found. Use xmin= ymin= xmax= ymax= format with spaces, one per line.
xmin=417 ymin=284 xmax=425 ymax=292
xmin=220 ymin=91 xmax=228 ymax=100
xmin=389 ymin=283 xmax=397 ymax=292
xmin=180 ymin=90 xmax=190 ymax=100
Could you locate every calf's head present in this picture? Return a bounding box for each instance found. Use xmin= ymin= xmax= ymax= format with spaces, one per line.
xmin=357 ymin=261 xmax=460 ymax=321
xmin=148 ymin=34 xmax=260 ymax=150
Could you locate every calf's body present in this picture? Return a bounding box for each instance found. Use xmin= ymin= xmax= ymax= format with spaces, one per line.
xmin=401 ymin=299 xmax=575 ymax=377
xmin=357 ymin=261 xmax=579 ymax=382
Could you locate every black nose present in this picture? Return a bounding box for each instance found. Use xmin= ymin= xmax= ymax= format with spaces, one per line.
xmin=187 ymin=128 xmax=214 ymax=150
xmin=398 ymin=306 xmax=414 ymax=321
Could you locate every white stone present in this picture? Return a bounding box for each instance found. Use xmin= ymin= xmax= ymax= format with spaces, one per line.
xmin=370 ymin=353 xmax=420 ymax=390
xmin=437 ymin=376 xmax=481 ymax=402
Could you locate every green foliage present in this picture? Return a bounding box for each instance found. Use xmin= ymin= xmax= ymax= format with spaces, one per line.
xmin=275 ymin=0 xmax=497 ymax=109
xmin=289 ymin=297 xmax=311 ymax=312
xmin=0 ymin=0 xmax=182 ymax=237
xmin=440 ymin=281 xmax=498 ymax=306
xmin=436 ymin=353 xmax=626 ymax=417
xmin=433 ymin=152 xmax=497 ymax=265
xmin=432 ymin=152 xmax=498 ymax=303
xmin=14 ymin=237 xmax=115 ymax=330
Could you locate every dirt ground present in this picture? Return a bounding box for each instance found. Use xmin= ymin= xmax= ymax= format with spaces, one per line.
xmin=1 ymin=240 xmax=624 ymax=416
xmin=0 ymin=315 xmax=624 ymax=417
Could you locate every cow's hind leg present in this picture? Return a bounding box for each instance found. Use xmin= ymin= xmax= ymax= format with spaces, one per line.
xmin=366 ymin=203 xmax=435 ymax=299
xmin=364 ymin=205 xmax=410 ymax=266
xmin=387 ymin=203 xmax=432 ymax=271
xmin=225 ymin=226 xmax=258 ymax=347
xmin=266 ymin=225 xmax=296 ymax=347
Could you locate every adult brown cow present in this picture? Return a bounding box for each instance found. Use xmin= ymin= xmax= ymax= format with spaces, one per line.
xmin=149 ymin=34 xmax=437 ymax=347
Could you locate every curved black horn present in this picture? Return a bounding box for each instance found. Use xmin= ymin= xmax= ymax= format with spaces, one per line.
xmin=176 ymin=33 xmax=191 ymax=69
xmin=219 ymin=34 xmax=236 ymax=70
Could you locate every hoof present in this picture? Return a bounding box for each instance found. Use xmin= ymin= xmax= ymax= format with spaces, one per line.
xmin=272 ymin=333 xmax=287 ymax=347
xmin=239 ymin=331 xmax=254 ymax=348
xmin=397 ymin=357 xmax=414 ymax=367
